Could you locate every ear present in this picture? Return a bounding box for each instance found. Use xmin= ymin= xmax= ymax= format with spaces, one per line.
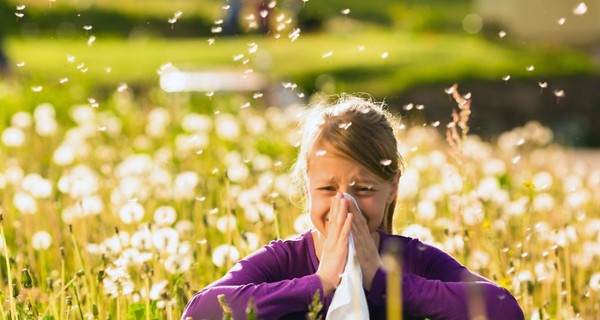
xmin=386 ymin=172 xmax=401 ymax=205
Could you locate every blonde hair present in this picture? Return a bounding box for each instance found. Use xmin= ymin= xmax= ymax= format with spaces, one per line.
xmin=291 ymin=94 xmax=404 ymax=233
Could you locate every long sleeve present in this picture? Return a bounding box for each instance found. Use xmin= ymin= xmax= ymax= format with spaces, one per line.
xmin=367 ymin=235 xmax=524 ymax=320
xmin=181 ymin=234 xmax=324 ymax=319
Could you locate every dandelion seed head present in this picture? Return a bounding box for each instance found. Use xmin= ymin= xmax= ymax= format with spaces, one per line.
xmin=502 ymin=75 xmax=511 ymax=81
xmin=526 ymin=65 xmax=534 ymax=72
xmin=87 ymin=35 xmax=96 ymax=46
xmin=153 ymin=206 xmax=177 ymax=226
xmin=322 ymin=51 xmax=333 ymax=59
xmin=2 ymin=127 xmax=26 ymax=147
xmin=212 ymin=244 xmax=240 ymax=267
xmin=498 ymin=30 xmax=507 ymax=38
xmin=573 ymin=2 xmax=588 ymax=15
xmin=32 ymin=230 xmax=52 ymax=250
xmin=558 ymin=17 xmax=566 ymax=25
xmin=13 ymin=191 xmax=37 ymax=215
xmin=341 ymin=8 xmax=351 ymax=15
xmin=553 ymin=89 xmax=565 ymax=98
xmin=119 ymin=201 xmax=145 ymax=224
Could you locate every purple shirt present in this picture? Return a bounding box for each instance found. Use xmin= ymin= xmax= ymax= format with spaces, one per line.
xmin=181 ymin=230 xmax=524 ymax=319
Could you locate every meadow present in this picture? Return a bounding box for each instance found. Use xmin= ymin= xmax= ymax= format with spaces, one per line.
xmin=1 ymin=0 xmax=600 ymax=319
xmin=0 ymin=76 xmax=599 ymax=319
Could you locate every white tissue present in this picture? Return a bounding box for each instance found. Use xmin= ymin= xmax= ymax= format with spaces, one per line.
xmin=325 ymin=193 xmax=369 ymax=319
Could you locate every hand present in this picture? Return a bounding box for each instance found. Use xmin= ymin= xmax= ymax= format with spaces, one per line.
xmin=315 ymin=193 xmax=354 ymax=296
xmin=348 ymin=197 xmax=382 ymax=291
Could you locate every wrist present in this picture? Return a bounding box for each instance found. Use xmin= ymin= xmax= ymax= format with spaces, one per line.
xmin=317 ymin=273 xmax=337 ymax=296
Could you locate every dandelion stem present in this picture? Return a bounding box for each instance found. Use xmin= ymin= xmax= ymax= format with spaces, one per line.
xmin=0 ymin=218 xmax=18 ymax=320
xmin=70 ymin=227 xmax=95 ymax=313
xmin=145 ymin=276 xmax=151 ymax=320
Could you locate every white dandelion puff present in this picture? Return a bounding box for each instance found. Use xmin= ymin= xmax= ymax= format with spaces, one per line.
xmin=31 ymin=230 xmax=52 ymax=250
xmin=212 ymin=244 xmax=240 ymax=267
xmin=119 ymin=201 xmax=145 ymax=224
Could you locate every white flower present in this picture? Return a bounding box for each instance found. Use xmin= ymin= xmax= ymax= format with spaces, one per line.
xmin=589 ymin=273 xmax=600 ymax=291
xmin=443 ymin=234 xmax=465 ymax=254
xmin=534 ymin=261 xmax=556 ymax=282
xmin=152 ymin=227 xmax=180 ymax=254
xmin=149 ymin=280 xmax=169 ymax=300
xmin=462 ymin=200 xmax=484 ymax=226
xmin=35 ymin=117 xmax=58 ymax=136
xmin=410 ymin=154 xmax=430 ymax=171
xmin=31 ymin=230 xmax=52 ymax=250
xmin=181 ymin=113 xmax=212 ymax=133
xmin=212 ymin=244 xmax=240 ymax=267
xmin=2 ymin=127 xmax=26 ymax=147
xmin=476 ymin=176 xmax=499 ymax=201
xmin=565 ymin=190 xmax=590 ymax=210
xmin=482 ymin=158 xmax=506 ymax=176
xmin=215 ymin=113 xmax=240 ymax=140
xmin=227 ymin=162 xmax=249 ymax=183
xmin=503 ymin=196 xmax=529 ymax=217
xmin=103 ymin=266 xmax=135 ymax=297
xmin=70 ymin=105 xmax=95 ymax=125
xmin=53 ymin=144 xmax=76 ymax=166
xmin=252 ymin=154 xmax=272 ymax=171
xmin=217 ymin=215 xmax=237 ymax=233
xmin=243 ymin=232 xmax=260 ymax=251
xmin=417 ymin=200 xmax=436 ymax=221
xmin=175 ymin=133 xmax=209 ymax=155
xmin=245 ymin=114 xmax=267 ymax=136
xmin=11 ymin=111 xmax=32 ymax=128
xmin=154 ymin=206 xmax=177 ymax=226
xmin=164 ymin=254 xmax=193 ymax=274
xmin=21 ymin=173 xmax=53 ymax=198
xmin=294 ymin=213 xmax=312 ymax=233
xmin=175 ymin=220 xmax=195 ymax=238
xmin=80 ymin=195 xmax=104 ymax=216
xmin=57 ymin=165 xmax=99 ymax=198
xmin=401 ymin=224 xmax=434 ymax=244
xmin=4 ymin=165 xmax=24 ymax=185
xmin=173 ymin=171 xmax=199 ymax=200
xmin=468 ymin=249 xmax=490 ymax=270
xmin=13 ymin=191 xmax=37 ymax=214
xmin=533 ymin=171 xmax=553 ymax=190
xmin=34 ymin=103 xmax=56 ymax=119
xmin=145 ymin=108 xmax=171 ymax=138
xmin=130 ymin=228 xmax=153 ymax=250
xmin=442 ymin=167 xmax=463 ymax=194
xmin=397 ymin=167 xmax=419 ymax=199
xmin=533 ymin=193 xmax=555 ymax=212
xmin=119 ymin=201 xmax=145 ymax=224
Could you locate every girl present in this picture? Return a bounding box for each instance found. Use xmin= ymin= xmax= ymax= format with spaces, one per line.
xmin=181 ymin=95 xmax=524 ymax=319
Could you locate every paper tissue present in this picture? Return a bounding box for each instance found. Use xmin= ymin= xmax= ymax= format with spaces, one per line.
xmin=325 ymin=193 xmax=370 ymax=319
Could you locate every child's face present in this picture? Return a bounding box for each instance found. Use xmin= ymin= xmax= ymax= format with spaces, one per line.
xmin=306 ymin=143 xmax=398 ymax=237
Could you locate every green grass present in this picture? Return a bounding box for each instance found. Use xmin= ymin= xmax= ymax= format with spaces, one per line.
xmin=6 ymin=30 xmax=596 ymax=97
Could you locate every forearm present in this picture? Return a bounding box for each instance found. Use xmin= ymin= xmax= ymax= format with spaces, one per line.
xmin=367 ymin=269 xmax=524 ymax=320
xmin=181 ymin=274 xmax=324 ymax=319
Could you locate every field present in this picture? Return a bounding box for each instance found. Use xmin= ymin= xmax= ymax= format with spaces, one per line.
xmin=1 ymin=0 xmax=600 ymax=318
xmin=0 ymin=77 xmax=599 ymax=318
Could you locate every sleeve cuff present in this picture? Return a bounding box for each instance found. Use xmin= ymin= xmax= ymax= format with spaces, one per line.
xmin=304 ymin=274 xmax=326 ymax=304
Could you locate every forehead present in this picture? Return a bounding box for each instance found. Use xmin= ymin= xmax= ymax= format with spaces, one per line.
xmin=306 ymin=143 xmax=380 ymax=182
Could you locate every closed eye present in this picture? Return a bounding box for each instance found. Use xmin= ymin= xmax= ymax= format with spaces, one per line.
xmin=355 ymin=186 xmax=376 ymax=193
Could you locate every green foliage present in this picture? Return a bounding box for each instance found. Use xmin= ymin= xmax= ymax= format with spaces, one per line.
xmin=306 ymin=290 xmax=323 ymax=320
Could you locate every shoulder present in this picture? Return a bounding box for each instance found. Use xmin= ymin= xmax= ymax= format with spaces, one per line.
xmin=258 ymin=230 xmax=315 ymax=261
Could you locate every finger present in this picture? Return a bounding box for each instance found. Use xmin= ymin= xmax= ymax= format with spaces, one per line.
xmin=340 ymin=212 xmax=353 ymax=243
